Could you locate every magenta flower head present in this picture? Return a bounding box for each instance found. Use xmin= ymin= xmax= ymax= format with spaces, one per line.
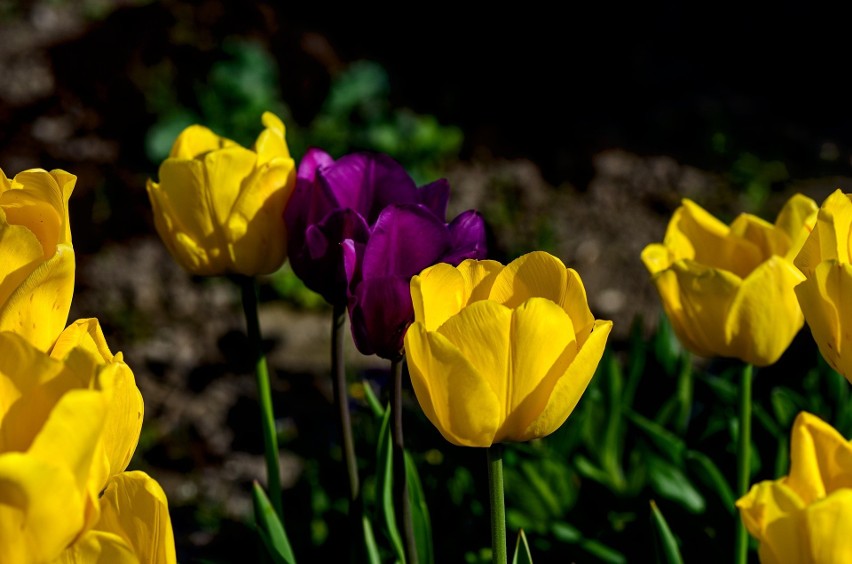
xmin=343 ymin=202 xmax=486 ymax=359
xmin=285 ymin=149 xmax=457 ymax=306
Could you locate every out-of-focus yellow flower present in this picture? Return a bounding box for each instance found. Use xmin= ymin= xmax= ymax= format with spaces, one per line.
xmin=641 ymin=195 xmax=818 ymax=366
xmin=404 ymin=251 xmax=612 ymax=447
xmin=793 ymin=189 xmax=852 ymax=382
xmin=0 ymin=319 xmax=175 ymax=564
xmin=0 ymin=167 xmax=75 ymax=351
xmin=737 ymin=412 xmax=852 ymax=563
xmin=147 ymin=112 xmax=296 ymax=276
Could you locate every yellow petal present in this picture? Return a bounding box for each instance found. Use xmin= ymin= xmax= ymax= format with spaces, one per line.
xmin=202 ymin=145 xmax=257 ymax=228
xmin=736 ymin=480 xmax=807 ymax=564
xmin=640 ymin=243 xmax=674 ymax=276
xmin=94 ymin=472 xmax=177 ymax=564
xmin=775 ymin=193 xmax=818 ymax=260
xmin=802 ymin=489 xmax=852 ymax=563
xmin=410 ymin=263 xmax=467 ymax=331
xmin=488 ymin=251 xmax=567 ymax=308
xmin=0 ymin=216 xmax=44 ymax=306
xmin=0 ymin=243 xmax=75 ymax=352
xmin=669 ymin=260 xmax=741 ymax=358
xmin=647 ymin=268 xmax=712 ymax=357
xmin=226 ymin=157 xmax=294 ymax=275
xmin=796 ymin=190 xmax=852 ymax=276
xmin=564 ymin=268 xmax=596 ymax=344
xmin=494 ymin=298 xmax=577 ymax=442
xmin=0 ymin=452 xmax=85 ymax=563
xmin=457 ymin=259 xmax=503 ymax=305
xmin=726 ymin=256 xmax=805 ymax=366
xmin=404 ymin=322 xmax=501 ymax=447
xmin=785 ymin=412 xmax=852 ymax=505
xmin=155 ymin=159 xmax=217 ymax=245
xmin=522 ymin=319 xmax=612 ymax=440
xmin=254 ymin=112 xmax=291 ymax=165
xmin=48 ymin=169 xmax=76 ymax=245
xmin=730 ymin=213 xmax=791 ymax=261
xmin=168 ymin=124 xmax=230 ymax=160
xmin=56 ymin=530 xmax=139 ymax=564
xmin=794 ymin=261 xmax=852 ymax=380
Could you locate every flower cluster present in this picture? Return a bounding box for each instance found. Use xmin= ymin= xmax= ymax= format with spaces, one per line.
xmin=0 ymin=168 xmax=175 ymax=562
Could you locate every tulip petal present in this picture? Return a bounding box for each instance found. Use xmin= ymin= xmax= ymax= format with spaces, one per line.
xmin=775 ymin=193 xmax=818 ymax=260
xmin=726 ymin=256 xmax=805 ymax=366
xmin=736 ymin=480 xmax=807 ymax=564
xmin=254 ymin=112 xmax=291 ymax=165
xmin=348 ymin=276 xmax=413 ymax=359
xmin=404 ymin=323 xmax=501 ymax=447
xmin=56 ymin=530 xmax=139 ymax=564
xmin=0 ymin=452 xmax=85 ymax=563
xmin=361 ymin=204 xmax=450 ymax=279
xmin=802 ymin=489 xmax=852 ymax=563
xmin=495 ymin=298 xmax=577 ymax=442
xmin=0 ymin=243 xmax=75 ymax=351
xmin=436 ymin=300 xmax=512 ymax=422
xmin=153 ymin=159 xmax=218 ymax=252
xmin=729 ymin=213 xmax=790 ymax=263
xmin=0 ymin=331 xmax=64 ymax=423
xmin=521 ymin=319 xmax=612 ymax=441
xmin=410 ymin=264 xmax=467 ymax=332
xmin=0 ymin=217 xmax=44 ymax=307
xmin=458 ymin=258 xmax=503 ymax=304
xmin=488 ymin=251 xmax=567 ymax=309
xmin=203 ymin=146 xmax=257 ymax=228
xmin=444 ymin=210 xmax=487 ymax=265
xmin=794 ymin=261 xmax=852 ymax=379
xmin=417 ymin=178 xmax=450 ymax=219
xmin=641 ymin=243 xmax=674 ymax=276
xmin=564 ymin=268 xmax=596 ymax=344
xmin=796 ymin=190 xmax=852 ymax=277
xmin=0 ymin=172 xmax=64 ymax=258
xmin=785 ymin=412 xmax=852 ymax=505
xmin=94 ymin=472 xmax=177 ymax=564
xmin=168 ymin=124 xmax=233 ymax=159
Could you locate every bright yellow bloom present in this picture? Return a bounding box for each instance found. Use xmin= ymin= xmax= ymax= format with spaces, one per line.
xmin=641 ymin=195 xmax=818 ymax=366
xmin=737 ymin=412 xmax=852 ymax=563
xmin=0 ymin=320 xmax=175 ymax=563
xmin=793 ymin=189 xmax=852 ymax=382
xmin=147 ymin=112 xmax=297 ymax=276
xmin=0 ymin=168 xmax=75 ymax=351
xmin=404 ymin=251 xmax=612 ymax=447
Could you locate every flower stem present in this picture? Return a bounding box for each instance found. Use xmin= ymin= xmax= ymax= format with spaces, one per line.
xmin=239 ymin=276 xmax=283 ymax=519
xmin=488 ymin=444 xmax=507 ymax=564
xmin=332 ymin=305 xmax=360 ymax=502
xmin=392 ymin=356 xmax=417 ymax=564
xmin=735 ymin=363 xmax=753 ymax=564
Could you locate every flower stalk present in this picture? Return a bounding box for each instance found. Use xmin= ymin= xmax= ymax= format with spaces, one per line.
xmin=735 ymin=363 xmax=753 ymax=564
xmin=239 ymin=276 xmax=283 ymax=519
xmin=392 ymin=356 xmax=417 ymax=564
xmin=488 ymin=444 xmax=507 ymax=564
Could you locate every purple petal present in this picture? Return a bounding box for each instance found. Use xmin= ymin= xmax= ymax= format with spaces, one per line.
xmin=348 ymin=276 xmax=413 ymax=359
xmin=290 ymin=209 xmax=370 ymax=306
xmin=297 ymin=147 xmax=335 ymax=182
xmin=285 ymin=151 xmax=339 ymax=253
xmin=319 ymin=153 xmax=419 ymax=222
xmin=443 ymin=210 xmax=488 ymax=265
xmin=417 ymin=179 xmax=450 ymax=219
xmin=361 ymin=204 xmax=451 ymax=280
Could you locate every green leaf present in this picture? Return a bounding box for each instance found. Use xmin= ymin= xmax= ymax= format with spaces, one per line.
xmin=252 ymin=481 xmax=296 ymax=564
xmin=376 ymin=406 xmax=405 ymax=562
xmin=684 ymin=450 xmax=736 ymax=512
xmin=405 ymin=451 xmax=434 ymax=564
xmin=624 ymin=410 xmax=685 ymax=463
xmin=362 ymin=515 xmax=382 ymax=564
xmin=650 ymin=500 xmax=684 ymax=564
xmin=646 ymin=455 xmax=705 ymax=513
xmin=653 ymin=312 xmax=681 ymax=375
xmin=362 ymin=378 xmax=385 ymax=419
xmin=512 ymin=529 xmax=533 ymax=564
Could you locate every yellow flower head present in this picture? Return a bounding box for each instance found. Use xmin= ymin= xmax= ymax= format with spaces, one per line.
xmin=737 ymin=412 xmax=852 ymax=564
xmin=147 ymin=112 xmax=297 ymax=276
xmin=403 ymin=251 xmax=612 ymax=447
xmin=641 ymin=195 xmax=818 ymax=366
xmin=0 ymin=320 xmax=175 ymax=563
xmin=0 ymin=168 xmax=75 ymax=351
xmin=793 ymin=189 xmax=852 ymax=381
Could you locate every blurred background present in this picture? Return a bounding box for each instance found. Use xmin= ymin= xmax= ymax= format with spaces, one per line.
xmin=3 ymin=1 xmax=852 ymax=562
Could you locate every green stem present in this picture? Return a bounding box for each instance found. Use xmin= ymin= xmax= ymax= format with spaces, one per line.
xmin=239 ymin=276 xmax=283 ymax=519
xmin=735 ymin=363 xmax=753 ymax=564
xmin=488 ymin=444 xmax=507 ymax=564
xmin=392 ymin=356 xmax=417 ymax=564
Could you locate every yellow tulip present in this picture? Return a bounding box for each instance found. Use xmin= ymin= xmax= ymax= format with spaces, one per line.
xmin=403 ymin=251 xmax=612 ymax=447
xmin=736 ymin=412 xmax=852 ymax=563
xmin=147 ymin=112 xmax=297 ymax=276
xmin=0 ymin=167 xmax=75 ymax=351
xmin=792 ymin=189 xmax=852 ymax=382
xmin=0 ymin=321 xmax=175 ymax=563
xmin=641 ymin=195 xmax=818 ymax=366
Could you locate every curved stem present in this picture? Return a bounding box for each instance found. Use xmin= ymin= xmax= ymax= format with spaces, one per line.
xmin=392 ymin=356 xmax=417 ymax=564
xmin=332 ymin=305 xmax=360 ymax=502
xmin=735 ymin=363 xmax=753 ymax=564
xmin=239 ymin=276 xmax=283 ymax=519
xmin=488 ymin=444 xmax=507 ymax=564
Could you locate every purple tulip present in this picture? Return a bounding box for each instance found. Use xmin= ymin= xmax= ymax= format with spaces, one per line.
xmin=343 ymin=203 xmax=487 ymax=359
xmin=285 ymin=149 xmax=453 ymax=306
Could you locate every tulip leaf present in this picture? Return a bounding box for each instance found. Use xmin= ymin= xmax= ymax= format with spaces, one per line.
xmin=573 ymin=454 xmax=614 ymax=489
xmin=649 ymin=500 xmax=684 ymax=564
xmin=623 ymin=317 xmax=647 ymax=408
xmin=404 ymin=451 xmax=434 ymax=564
xmin=646 ymin=454 xmax=705 ymax=513
xmin=624 ymin=409 xmax=685 ymax=463
xmin=674 ymin=356 xmax=693 ymax=435
xmin=652 ymin=312 xmax=681 ymax=375
xmin=551 ymin=522 xmax=626 ymax=564
xmin=376 ymin=405 xmax=405 ymax=562
xmin=362 ymin=378 xmax=385 ymax=419
xmin=252 ymin=481 xmax=296 ymax=564
xmin=684 ymin=450 xmax=736 ymax=513
xmin=512 ymin=529 xmax=533 ymax=564
xmin=362 ymin=514 xmax=382 ymax=564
